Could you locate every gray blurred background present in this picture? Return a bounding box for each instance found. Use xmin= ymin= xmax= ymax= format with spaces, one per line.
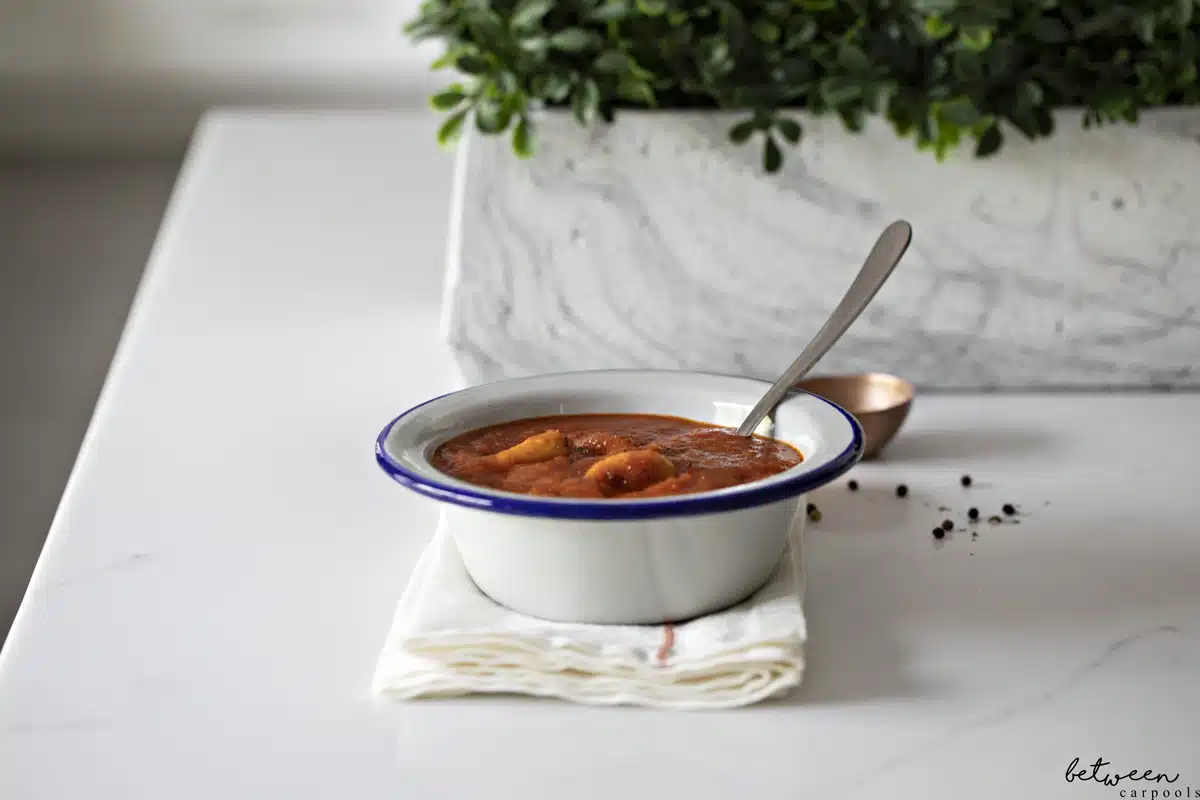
xmin=0 ymin=0 xmax=436 ymax=647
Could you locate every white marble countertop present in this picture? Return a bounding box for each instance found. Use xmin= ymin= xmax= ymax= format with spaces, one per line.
xmin=1 ymin=111 xmax=1198 ymax=799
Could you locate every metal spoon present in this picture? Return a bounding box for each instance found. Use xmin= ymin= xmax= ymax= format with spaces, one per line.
xmin=736 ymin=220 xmax=913 ymax=437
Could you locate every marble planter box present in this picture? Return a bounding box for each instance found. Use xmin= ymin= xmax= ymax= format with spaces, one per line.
xmin=442 ymin=110 xmax=1200 ymax=390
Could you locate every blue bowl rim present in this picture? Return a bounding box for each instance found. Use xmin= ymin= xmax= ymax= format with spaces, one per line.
xmin=374 ymin=371 xmax=865 ymax=521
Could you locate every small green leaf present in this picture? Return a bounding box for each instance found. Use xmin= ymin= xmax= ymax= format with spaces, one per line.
xmin=550 ymin=28 xmax=601 ymax=52
xmin=917 ymin=114 xmax=936 ymax=145
xmin=466 ymin=10 xmax=505 ymax=46
xmin=939 ymin=97 xmax=979 ymax=126
xmin=786 ymin=18 xmax=818 ymax=46
xmin=838 ymin=42 xmax=871 ymax=73
xmin=589 ymin=0 xmax=630 ymax=22
xmin=820 ymin=76 xmax=862 ymax=106
xmin=617 ymin=78 xmax=656 ymax=106
xmin=1178 ymin=0 xmax=1195 ymax=26
xmin=404 ymin=21 xmax=442 ymax=42
xmin=797 ymin=0 xmax=835 ymax=10
xmin=866 ymin=80 xmax=899 ymax=114
xmin=975 ymin=124 xmax=1003 ymax=157
xmin=698 ymin=38 xmax=731 ymax=71
xmin=496 ymin=72 xmax=519 ymax=95
xmin=595 ymin=50 xmax=633 ymax=74
xmin=1020 ymin=80 xmax=1045 ymax=108
xmin=512 ymin=117 xmax=534 ymax=158
xmin=532 ymin=73 xmax=573 ymax=102
xmin=1134 ymin=12 xmax=1156 ymax=43
xmin=475 ymin=99 xmax=511 ymax=134
xmin=636 ymin=0 xmax=667 ymax=15
xmin=775 ymin=117 xmax=802 ymax=144
xmin=431 ymin=50 xmax=458 ymax=71
xmin=510 ymin=0 xmax=554 ymax=30
xmin=751 ymin=19 xmax=781 ymax=43
xmin=923 ymin=15 xmax=953 ymax=39
xmin=517 ymin=37 xmax=549 ymax=54
xmin=839 ymin=106 xmax=865 ymax=133
xmin=429 ymin=87 xmax=466 ymax=111
xmin=1010 ymin=109 xmax=1039 ymax=140
xmin=1034 ymin=107 xmax=1055 ymax=136
xmin=729 ymin=119 xmax=757 ymax=144
xmin=958 ymin=25 xmax=992 ymax=51
xmin=455 ymin=53 xmax=489 ymax=75
xmin=572 ymin=79 xmax=600 ymax=125
xmin=718 ymin=2 xmax=747 ymax=49
xmin=931 ymin=55 xmax=949 ymax=81
xmin=763 ymin=136 xmax=783 ymax=173
xmin=437 ymin=110 xmax=467 ymax=148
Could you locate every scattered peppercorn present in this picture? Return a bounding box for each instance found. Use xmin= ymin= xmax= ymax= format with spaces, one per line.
xmin=961 ymin=474 xmax=973 ymax=487
xmin=848 ymin=479 xmax=859 ymax=491
xmin=932 ymin=527 xmax=945 ymax=540
xmin=1002 ymin=504 xmax=1016 ymax=516
xmin=941 ymin=519 xmax=954 ymax=532
xmin=807 ymin=503 xmax=816 ymax=514
xmin=809 ymin=508 xmax=822 ymax=523
xmin=988 ymin=515 xmax=1003 ymax=524
xmin=968 ymin=507 xmax=980 ymax=521
xmin=896 ymin=484 xmax=908 ymax=498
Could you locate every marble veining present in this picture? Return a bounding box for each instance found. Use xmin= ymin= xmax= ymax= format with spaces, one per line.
xmin=444 ymin=109 xmax=1200 ymax=389
xmin=807 ymin=623 xmax=1190 ymax=797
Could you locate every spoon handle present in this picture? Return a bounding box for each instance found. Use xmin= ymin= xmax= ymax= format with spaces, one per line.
xmin=735 ymin=220 xmax=913 ymax=437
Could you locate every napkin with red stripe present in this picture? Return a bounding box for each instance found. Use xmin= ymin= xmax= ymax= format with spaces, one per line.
xmin=372 ymin=513 xmax=807 ymax=710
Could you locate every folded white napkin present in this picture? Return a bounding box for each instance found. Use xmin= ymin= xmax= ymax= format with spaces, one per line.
xmin=372 ymin=513 xmax=808 ymax=710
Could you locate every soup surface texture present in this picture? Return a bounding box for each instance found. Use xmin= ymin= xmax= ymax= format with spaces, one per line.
xmin=430 ymin=413 xmax=804 ymax=499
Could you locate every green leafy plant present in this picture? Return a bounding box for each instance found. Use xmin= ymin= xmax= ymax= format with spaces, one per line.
xmin=408 ymin=0 xmax=1200 ymax=172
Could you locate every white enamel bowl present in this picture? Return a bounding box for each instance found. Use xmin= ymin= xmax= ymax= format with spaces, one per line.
xmin=376 ymin=370 xmax=863 ymax=625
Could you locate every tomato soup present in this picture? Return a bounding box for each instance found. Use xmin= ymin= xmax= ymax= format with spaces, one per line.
xmin=430 ymin=413 xmax=803 ymax=499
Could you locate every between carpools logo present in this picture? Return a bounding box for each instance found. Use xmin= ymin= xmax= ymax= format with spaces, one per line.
xmin=1065 ymin=758 xmax=1193 ymax=797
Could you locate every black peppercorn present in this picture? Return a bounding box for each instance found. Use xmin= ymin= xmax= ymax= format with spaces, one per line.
xmin=968 ymin=507 xmax=980 ymax=521
xmin=848 ymin=479 xmax=859 ymax=491
xmin=932 ymin=527 xmax=945 ymax=540
xmin=896 ymin=484 xmax=908 ymax=497
xmin=942 ymin=519 xmax=954 ymax=532
xmin=1002 ymin=503 xmax=1016 ymax=515
xmin=807 ymin=503 xmax=816 ymax=514
xmin=961 ymin=475 xmax=973 ymax=487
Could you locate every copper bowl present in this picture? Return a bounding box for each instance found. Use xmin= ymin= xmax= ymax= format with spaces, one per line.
xmin=794 ymin=373 xmax=914 ymax=460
